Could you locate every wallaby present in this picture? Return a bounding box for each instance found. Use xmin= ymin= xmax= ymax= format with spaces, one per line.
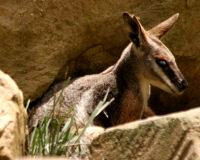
xmin=29 ymin=12 xmax=188 ymax=129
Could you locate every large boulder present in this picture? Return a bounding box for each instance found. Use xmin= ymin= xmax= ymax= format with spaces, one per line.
xmin=0 ymin=0 xmax=199 ymax=107
xmin=15 ymin=157 xmax=73 ymax=160
xmin=89 ymin=107 xmax=200 ymax=160
xmin=0 ymin=70 xmax=28 ymax=159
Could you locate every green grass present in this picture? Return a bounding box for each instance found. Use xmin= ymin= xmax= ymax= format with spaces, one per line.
xmin=27 ymin=78 xmax=114 ymax=158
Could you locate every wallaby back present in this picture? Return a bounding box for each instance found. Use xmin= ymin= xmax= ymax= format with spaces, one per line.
xmin=29 ymin=69 xmax=118 ymax=128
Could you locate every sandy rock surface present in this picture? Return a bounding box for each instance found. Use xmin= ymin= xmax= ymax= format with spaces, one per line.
xmin=15 ymin=157 xmax=74 ymax=160
xmin=90 ymin=108 xmax=200 ymax=160
xmin=0 ymin=70 xmax=28 ymax=160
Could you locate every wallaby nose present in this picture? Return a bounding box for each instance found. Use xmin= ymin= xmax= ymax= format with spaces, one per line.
xmin=178 ymin=79 xmax=188 ymax=91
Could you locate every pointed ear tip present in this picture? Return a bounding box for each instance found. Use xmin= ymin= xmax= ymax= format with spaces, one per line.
xmin=132 ymin=15 xmax=138 ymax=20
xmin=122 ymin=12 xmax=131 ymax=18
xmin=174 ymin=13 xmax=180 ymax=18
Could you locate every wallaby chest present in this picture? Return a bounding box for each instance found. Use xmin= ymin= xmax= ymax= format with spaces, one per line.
xmin=118 ymin=89 xmax=143 ymax=123
xmin=105 ymin=89 xmax=144 ymax=126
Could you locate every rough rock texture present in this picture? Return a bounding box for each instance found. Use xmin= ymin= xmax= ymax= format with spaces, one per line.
xmin=15 ymin=157 xmax=74 ymax=160
xmin=78 ymin=126 xmax=105 ymax=157
xmin=0 ymin=70 xmax=28 ymax=160
xmin=90 ymin=108 xmax=200 ymax=160
xmin=0 ymin=0 xmax=199 ymax=106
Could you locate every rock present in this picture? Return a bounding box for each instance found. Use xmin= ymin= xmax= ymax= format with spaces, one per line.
xmin=15 ymin=157 xmax=73 ymax=160
xmin=0 ymin=0 xmax=199 ymax=106
xmin=78 ymin=126 xmax=105 ymax=157
xmin=0 ymin=70 xmax=28 ymax=160
xmin=89 ymin=108 xmax=200 ymax=160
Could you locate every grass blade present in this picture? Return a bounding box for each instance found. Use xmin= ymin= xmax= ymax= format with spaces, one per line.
xmin=74 ymin=88 xmax=114 ymax=143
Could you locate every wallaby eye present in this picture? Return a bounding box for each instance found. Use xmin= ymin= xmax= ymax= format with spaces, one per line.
xmin=156 ymin=59 xmax=168 ymax=67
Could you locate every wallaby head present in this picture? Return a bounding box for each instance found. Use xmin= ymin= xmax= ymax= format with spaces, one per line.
xmin=123 ymin=12 xmax=188 ymax=94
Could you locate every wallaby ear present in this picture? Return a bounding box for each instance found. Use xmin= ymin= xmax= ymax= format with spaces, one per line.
xmin=148 ymin=13 xmax=179 ymax=39
xmin=123 ymin=12 xmax=146 ymax=47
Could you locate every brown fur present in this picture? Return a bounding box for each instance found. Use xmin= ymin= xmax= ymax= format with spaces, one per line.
xmin=148 ymin=13 xmax=179 ymax=39
xmin=29 ymin=13 xmax=187 ymax=129
xmin=118 ymin=89 xmax=143 ymax=124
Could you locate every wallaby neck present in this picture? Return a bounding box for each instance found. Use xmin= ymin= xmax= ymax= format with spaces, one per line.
xmin=113 ymin=43 xmax=150 ymax=118
xmin=113 ymin=43 xmax=144 ymax=93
